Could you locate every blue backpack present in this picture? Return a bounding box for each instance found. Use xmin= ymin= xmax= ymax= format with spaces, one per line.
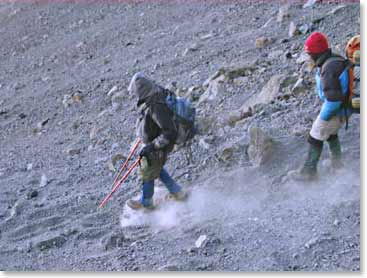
xmin=165 ymin=91 xmax=196 ymax=145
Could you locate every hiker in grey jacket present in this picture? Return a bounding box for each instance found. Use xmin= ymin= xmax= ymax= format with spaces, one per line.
xmin=126 ymin=72 xmax=187 ymax=209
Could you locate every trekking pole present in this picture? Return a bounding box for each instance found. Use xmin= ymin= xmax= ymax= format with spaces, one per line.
xmin=98 ymin=157 xmax=142 ymax=209
xmin=111 ymin=138 xmax=141 ymax=188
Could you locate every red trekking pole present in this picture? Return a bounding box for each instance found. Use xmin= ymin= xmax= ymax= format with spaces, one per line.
xmin=111 ymin=139 xmax=141 ymax=189
xmin=99 ymin=157 xmax=142 ymax=209
xmin=98 ymin=138 xmax=142 ymax=209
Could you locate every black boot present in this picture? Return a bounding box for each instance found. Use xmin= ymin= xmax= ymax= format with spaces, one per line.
xmin=327 ymin=134 xmax=343 ymax=169
xmin=289 ymin=136 xmax=323 ymax=181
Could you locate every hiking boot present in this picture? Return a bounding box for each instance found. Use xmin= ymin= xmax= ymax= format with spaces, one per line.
xmin=288 ymin=167 xmax=318 ymax=182
xmin=167 ymin=190 xmax=188 ymax=201
xmin=327 ymin=134 xmax=344 ymax=170
xmin=126 ymin=199 xmax=154 ymax=211
xmin=288 ymin=140 xmax=323 ymax=182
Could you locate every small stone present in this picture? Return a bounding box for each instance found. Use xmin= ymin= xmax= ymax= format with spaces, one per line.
xmin=36 ymin=118 xmax=49 ymax=130
xmin=62 ymin=94 xmax=72 ymax=108
xmin=292 ymin=78 xmax=306 ymax=93
xmin=195 ymin=235 xmax=208 ymax=248
xmin=39 ymin=174 xmax=48 ymax=188
xmin=65 ymin=147 xmax=81 ymax=156
xmin=111 ymin=92 xmax=124 ymax=109
xmin=112 ymin=153 xmax=126 ymax=168
xmin=107 ymin=85 xmax=118 ymax=97
xmin=72 ymin=93 xmax=82 ymax=103
xmin=183 ymin=43 xmax=200 ymax=56
xmin=218 ymin=146 xmax=234 ymax=162
xmin=199 ymin=138 xmax=211 ymax=150
xmin=26 ymin=189 xmax=38 ymax=200
xmin=333 ymin=219 xmax=340 ymax=226
xmin=304 ymin=237 xmax=318 ymax=249
xmin=198 ymin=80 xmax=223 ymax=104
xmin=288 ymin=21 xmax=300 ymax=38
xmin=158 ymin=264 xmax=180 ymax=271
xmin=200 ymin=33 xmax=214 ymax=40
xmin=303 ymin=0 xmax=318 ymax=8
xmin=285 ymin=51 xmax=292 ymax=59
xmin=296 ymin=52 xmax=309 ymax=65
xmin=36 ymin=236 xmax=66 ymax=251
xmin=89 ymin=126 xmax=101 ymax=141
xmin=102 ymin=232 xmax=125 ymax=251
xmin=299 ymin=24 xmax=310 ymax=35
xmin=277 ymin=5 xmax=290 ymax=23
xmin=26 ymin=163 xmax=33 ymax=171
xmin=255 ymin=37 xmax=273 ymax=48
xmin=268 ymin=50 xmax=284 ymax=60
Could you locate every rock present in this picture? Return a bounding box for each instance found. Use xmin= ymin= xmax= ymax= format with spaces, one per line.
xmin=195 ymin=235 xmax=208 ymax=248
xmin=184 ymin=86 xmax=203 ymax=102
xmin=218 ymin=146 xmax=234 ymax=162
xmin=333 ymin=219 xmax=340 ymax=226
xmin=26 ymin=189 xmax=38 ymax=200
xmin=89 ymin=126 xmax=101 ymax=141
xmin=303 ymin=0 xmax=318 ymax=9
xmin=227 ymin=107 xmax=253 ymax=126
xmin=292 ymin=78 xmax=306 ymax=93
xmin=247 ymin=125 xmax=273 ymax=166
xmin=102 ymin=232 xmax=125 ymax=251
xmin=268 ymin=50 xmax=284 ymax=60
xmin=112 ymin=153 xmax=126 ymax=167
xmin=65 ymin=146 xmax=81 ymax=156
xmin=288 ymin=21 xmax=300 ymax=38
xmin=36 ymin=118 xmax=49 ymax=130
xmin=296 ymin=52 xmax=309 ymax=65
xmin=277 ymin=5 xmax=290 ymax=23
xmin=107 ymin=153 xmax=126 ymax=172
xmin=203 ymin=71 xmax=224 ymax=87
xmin=220 ymin=63 xmax=257 ymax=80
xmin=111 ymin=92 xmax=124 ymax=110
xmin=200 ymin=33 xmax=214 ymax=40
xmin=36 ymin=236 xmax=66 ymax=251
xmin=71 ymin=92 xmax=82 ymax=103
xmin=255 ymin=37 xmax=273 ymax=48
xmin=198 ymin=79 xmax=223 ymax=104
xmin=26 ymin=163 xmax=33 ymax=171
xmin=183 ymin=43 xmax=200 ymax=56
xmin=107 ymin=85 xmax=118 ymax=97
xmin=299 ymin=24 xmax=311 ymax=35
xmin=241 ymin=74 xmax=285 ymax=113
xmin=196 ymin=116 xmax=215 ymax=135
xmin=304 ymin=237 xmax=319 ymax=249
xmin=327 ymin=4 xmax=346 ymax=15
xmin=199 ymin=138 xmax=211 ymax=150
xmin=39 ymin=174 xmax=48 ymax=188
xmin=158 ymin=264 xmax=180 ymax=271
xmin=285 ymin=51 xmax=292 ymax=59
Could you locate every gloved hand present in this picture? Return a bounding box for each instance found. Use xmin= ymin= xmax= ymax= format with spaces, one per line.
xmin=139 ymin=143 xmax=155 ymax=160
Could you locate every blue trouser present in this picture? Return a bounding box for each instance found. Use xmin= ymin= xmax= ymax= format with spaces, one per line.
xmin=140 ymin=168 xmax=182 ymax=206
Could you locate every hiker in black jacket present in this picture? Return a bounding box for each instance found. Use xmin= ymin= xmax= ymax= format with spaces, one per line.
xmin=126 ymin=72 xmax=187 ymax=210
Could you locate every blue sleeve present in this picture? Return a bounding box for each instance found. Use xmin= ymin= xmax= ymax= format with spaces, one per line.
xmin=319 ymin=100 xmax=342 ymax=121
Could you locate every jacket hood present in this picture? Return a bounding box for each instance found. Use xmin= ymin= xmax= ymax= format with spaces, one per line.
xmin=128 ymin=72 xmax=165 ymax=106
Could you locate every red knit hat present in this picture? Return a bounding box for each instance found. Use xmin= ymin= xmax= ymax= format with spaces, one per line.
xmin=304 ymin=32 xmax=329 ymax=54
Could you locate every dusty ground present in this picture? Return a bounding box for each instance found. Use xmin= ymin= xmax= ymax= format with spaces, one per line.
xmin=0 ymin=1 xmax=360 ymax=271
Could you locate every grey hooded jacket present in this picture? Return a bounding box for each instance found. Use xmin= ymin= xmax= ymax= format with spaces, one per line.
xmin=128 ymin=73 xmax=177 ymax=153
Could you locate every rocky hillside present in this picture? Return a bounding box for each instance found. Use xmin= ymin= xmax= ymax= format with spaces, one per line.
xmin=0 ymin=1 xmax=360 ymax=271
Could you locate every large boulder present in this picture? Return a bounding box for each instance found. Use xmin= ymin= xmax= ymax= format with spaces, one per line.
xmin=240 ymin=74 xmax=285 ymax=114
xmin=247 ymin=125 xmax=273 ymax=166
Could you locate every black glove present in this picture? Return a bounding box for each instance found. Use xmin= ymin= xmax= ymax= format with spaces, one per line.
xmin=139 ymin=143 xmax=155 ymax=160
